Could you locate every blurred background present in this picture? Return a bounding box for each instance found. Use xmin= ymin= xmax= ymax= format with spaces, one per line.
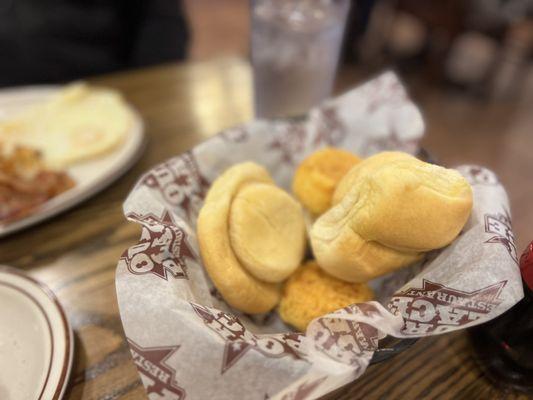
xmin=3 ymin=0 xmax=533 ymax=100
xmin=188 ymin=0 xmax=533 ymax=101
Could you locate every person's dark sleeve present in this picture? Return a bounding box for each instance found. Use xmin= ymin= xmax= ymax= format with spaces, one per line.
xmin=127 ymin=0 xmax=190 ymax=67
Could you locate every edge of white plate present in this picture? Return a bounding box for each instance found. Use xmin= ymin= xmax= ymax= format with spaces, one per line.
xmin=0 ymin=265 xmax=74 ymax=400
xmin=0 ymin=86 xmax=146 ymax=238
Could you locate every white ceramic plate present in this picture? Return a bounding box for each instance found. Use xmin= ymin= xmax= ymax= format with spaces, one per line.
xmin=0 ymin=266 xmax=73 ymax=400
xmin=0 ymin=86 xmax=145 ymax=238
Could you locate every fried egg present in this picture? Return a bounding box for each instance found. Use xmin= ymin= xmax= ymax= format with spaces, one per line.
xmin=0 ymin=83 xmax=133 ymax=169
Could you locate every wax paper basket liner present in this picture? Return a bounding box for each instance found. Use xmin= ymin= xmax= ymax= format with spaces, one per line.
xmin=116 ymin=72 xmax=523 ymax=400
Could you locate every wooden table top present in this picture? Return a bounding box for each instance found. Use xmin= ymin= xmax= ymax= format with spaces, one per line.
xmin=1 ymin=57 xmax=531 ymax=400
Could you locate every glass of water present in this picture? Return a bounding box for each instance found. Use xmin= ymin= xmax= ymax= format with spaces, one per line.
xmin=251 ymin=0 xmax=351 ymax=119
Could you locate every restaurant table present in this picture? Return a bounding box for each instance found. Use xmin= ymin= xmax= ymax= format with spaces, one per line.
xmin=1 ymin=57 xmax=532 ymax=400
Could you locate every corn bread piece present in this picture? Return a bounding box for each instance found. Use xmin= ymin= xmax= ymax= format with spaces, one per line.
xmin=292 ymin=147 xmax=361 ymax=216
xmin=279 ymin=261 xmax=374 ymax=331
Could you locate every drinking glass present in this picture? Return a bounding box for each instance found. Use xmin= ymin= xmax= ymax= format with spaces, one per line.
xmin=251 ymin=0 xmax=351 ymax=118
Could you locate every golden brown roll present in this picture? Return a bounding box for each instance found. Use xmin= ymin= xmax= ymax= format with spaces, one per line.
xmin=279 ymin=261 xmax=374 ymax=331
xmin=311 ymin=152 xmax=473 ymax=282
xmin=292 ymin=147 xmax=361 ymax=216
xmin=197 ymin=162 xmax=306 ymax=314
xmin=229 ymin=182 xmax=306 ymax=283
xmin=332 ymin=151 xmax=413 ymax=206
xmin=309 ymin=222 xmax=423 ymax=282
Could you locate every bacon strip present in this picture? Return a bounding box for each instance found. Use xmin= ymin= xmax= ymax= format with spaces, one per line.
xmin=0 ymin=146 xmax=75 ymax=224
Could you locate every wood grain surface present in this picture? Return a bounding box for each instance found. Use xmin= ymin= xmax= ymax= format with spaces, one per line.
xmin=1 ymin=57 xmax=531 ymax=400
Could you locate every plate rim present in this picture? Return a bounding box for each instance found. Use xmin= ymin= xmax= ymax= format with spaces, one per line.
xmin=0 ymin=85 xmax=146 ymax=238
xmin=0 ymin=265 xmax=74 ymax=400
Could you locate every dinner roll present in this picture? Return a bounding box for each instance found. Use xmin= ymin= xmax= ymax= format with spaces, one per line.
xmin=332 ymin=151 xmax=413 ymax=206
xmin=311 ymin=152 xmax=473 ymax=282
xmin=229 ymin=182 xmax=306 ymax=283
xmin=197 ymin=162 xmax=306 ymax=314
xmin=310 ymin=218 xmax=423 ymax=282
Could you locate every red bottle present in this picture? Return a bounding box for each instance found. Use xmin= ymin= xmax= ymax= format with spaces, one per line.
xmin=469 ymin=241 xmax=533 ymax=393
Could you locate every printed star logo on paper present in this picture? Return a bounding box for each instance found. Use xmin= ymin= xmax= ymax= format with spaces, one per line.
xmin=140 ymin=151 xmax=209 ymax=223
xmin=222 ymin=341 xmax=253 ymax=373
xmin=309 ymin=304 xmax=381 ymax=367
xmin=312 ymin=106 xmax=347 ymax=146
xmin=123 ymin=210 xmax=198 ymax=280
xmin=127 ymin=339 xmax=186 ymax=400
xmin=190 ymin=303 xmax=306 ymax=373
xmin=389 ymin=279 xmax=507 ymax=335
xmin=484 ymin=210 xmax=517 ymax=264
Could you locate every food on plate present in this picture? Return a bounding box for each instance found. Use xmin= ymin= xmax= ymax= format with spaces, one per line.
xmin=197 ymin=162 xmax=306 ymax=313
xmin=0 ymin=145 xmax=75 ymax=223
xmin=292 ymin=147 xmax=360 ymax=216
xmin=278 ymin=261 xmax=374 ymax=331
xmin=310 ymin=151 xmax=473 ymax=282
xmin=0 ymin=83 xmax=134 ymax=169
